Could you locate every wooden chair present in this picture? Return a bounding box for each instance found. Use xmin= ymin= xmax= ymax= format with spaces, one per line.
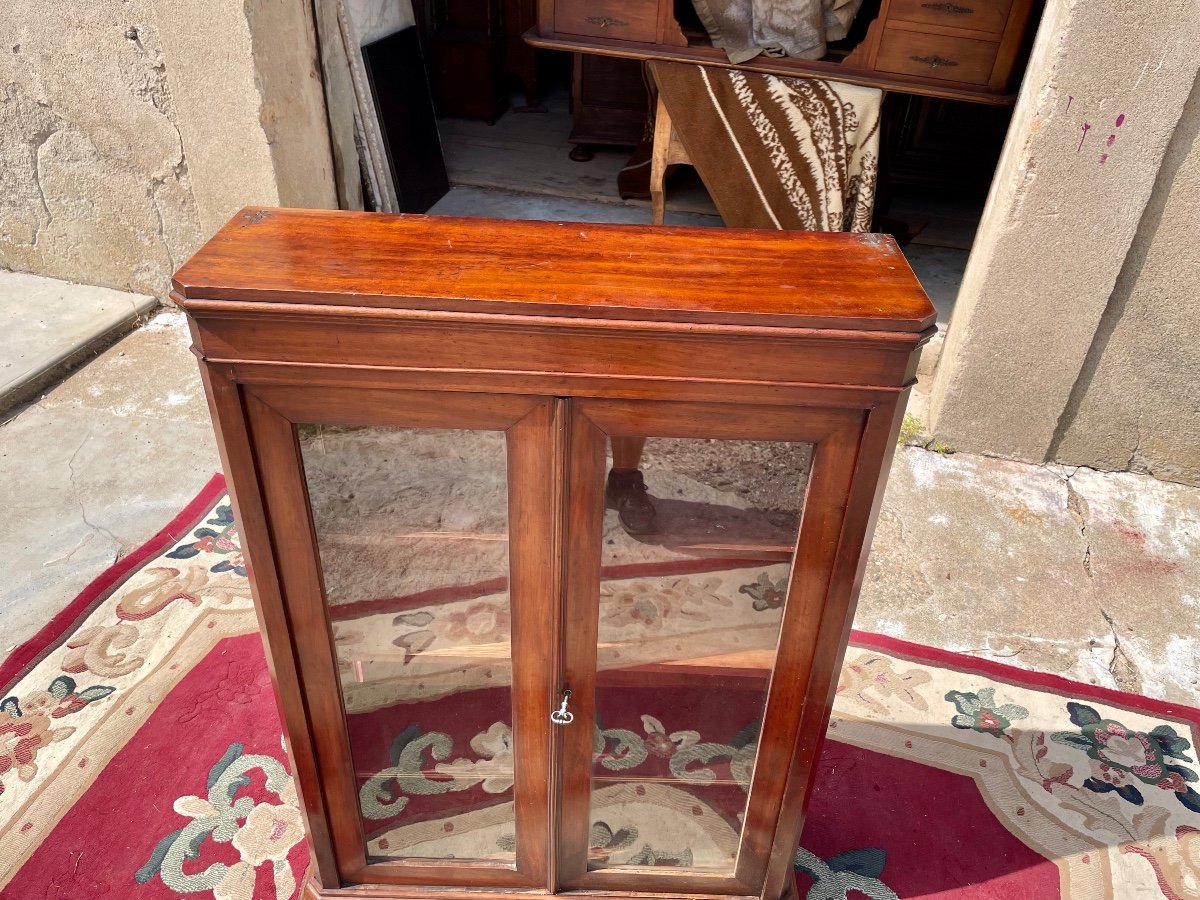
xmin=649 ymin=94 xmax=692 ymax=226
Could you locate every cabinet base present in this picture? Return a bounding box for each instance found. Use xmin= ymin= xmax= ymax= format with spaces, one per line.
xmin=302 ymin=868 xmax=800 ymax=900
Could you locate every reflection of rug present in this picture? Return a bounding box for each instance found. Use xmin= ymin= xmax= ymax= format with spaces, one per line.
xmin=3 ymin=476 xmax=1200 ymax=899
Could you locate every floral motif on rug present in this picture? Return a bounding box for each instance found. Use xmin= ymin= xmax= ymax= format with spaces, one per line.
xmin=1 ymin=475 xmax=1198 ymax=899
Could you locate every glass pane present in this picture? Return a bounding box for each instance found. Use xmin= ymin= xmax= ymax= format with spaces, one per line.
xmin=588 ymin=437 xmax=811 ymax=874
xmin=300 ymin=425 xmax=516 ymax=863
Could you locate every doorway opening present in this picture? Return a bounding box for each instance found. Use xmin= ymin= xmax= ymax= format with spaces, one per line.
xmin=325 ymin=0 xmax=1047 ymax=396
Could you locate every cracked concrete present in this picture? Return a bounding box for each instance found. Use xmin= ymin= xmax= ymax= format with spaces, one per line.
xmin=859 ymin=447 xmax=1200 ymax=705
xmin=0 ymin=270 xmax=159 ymax=416
xmin=0 ymin=310 xmax=219 ymax=654
xmin=1 ymin=311 xmax=1196 ymax=710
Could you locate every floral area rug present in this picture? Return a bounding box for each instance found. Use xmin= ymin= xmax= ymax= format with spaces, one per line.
xmin=2 ymin=475 xmax=1199 ymax=899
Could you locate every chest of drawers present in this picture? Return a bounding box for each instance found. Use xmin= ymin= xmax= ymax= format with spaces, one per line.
xmin=530 ymin=0 xmax=1041 ymax=103
xmin=844 ymin=0 xmax=1037 ymax=95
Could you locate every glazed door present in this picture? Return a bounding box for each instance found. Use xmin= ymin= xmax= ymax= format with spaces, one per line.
xmin=556 ymin=398 xmax=865 ymax=896
xmin=242 ymin=385 xmax=559 ymax=889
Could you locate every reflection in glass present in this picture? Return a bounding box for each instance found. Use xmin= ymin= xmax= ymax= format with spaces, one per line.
xmin=589 ymin=437 xmax=812 ymax=874
xmin=300 ymin=426 xmax=515 ymax=863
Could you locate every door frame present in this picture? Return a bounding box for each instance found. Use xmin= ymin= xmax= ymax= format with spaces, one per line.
xmin=555 ymin=398 xmax=866 ymax=896
xmin=205 ymin=367 xmax=905 ymax=899
xmin=239 ymin=383 xmax=561 ymax=889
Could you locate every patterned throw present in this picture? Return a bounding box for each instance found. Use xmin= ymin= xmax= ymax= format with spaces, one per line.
xmin=3 ymin=475 xmax=1200 ymax=899
xmin=649 ymin=61 xmax=881 ymax=232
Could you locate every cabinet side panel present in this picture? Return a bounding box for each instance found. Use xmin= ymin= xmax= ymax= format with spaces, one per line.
xmin=198 ymin=364 xmax=343 ymax=888
xmin=760 ymin=393 xmax=911 ymax=900
xmin=734 ymin=418 xmax=864 ymax=890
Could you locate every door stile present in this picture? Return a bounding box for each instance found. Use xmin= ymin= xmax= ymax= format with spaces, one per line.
xmin=554 ymin=403 xmax=609 ymax=888
xmin=244 ymin=385 xmax=553 ymax=889
xmin=243 ymin=389 xmax=370 ymax=881
xmin=760 ymin=396 xmax=910 ymax=900
xmin=732 ymin=417 xmax=865 ymax=892
xmin=198 ymin=366 xmax=341 ymax=889
xmin=546 ymin=398 xmax=571 ymax=892
xmin=504 ymin=399 xmax=562 ymax=887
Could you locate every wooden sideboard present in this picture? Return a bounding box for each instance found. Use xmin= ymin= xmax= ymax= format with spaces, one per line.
xmin=530 ymin=0 xmax=1042 ymax=104
xmin=175 ymin=208 xmax=935 ymax=900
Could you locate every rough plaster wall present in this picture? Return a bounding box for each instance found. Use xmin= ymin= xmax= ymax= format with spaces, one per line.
xmin=928 ymin=1 xmax=1200 ymax=464
xmin=148 ymin=0 xmax=284 ymax=239
xmin=0 ymin=2 xmax=204 ymax=295
xmin=140 ymin=0 xmax=337 ymax=234
xmin=1052 ymin=75 xmax=1200 ymax=486
xmin=1 ymin=0 xmax=336 ymax=296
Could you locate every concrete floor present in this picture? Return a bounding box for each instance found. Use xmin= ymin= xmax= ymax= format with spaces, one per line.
xmin=438 ymin=87 xmax=723 ymax=219
xmin=0 ymin=310 xmax=220 ymax=658
xmin=429 ymin=184 xmax=723 ymax=229
xmin=0 ymin=271 xmax=158 ymax=417
xmin=2 ymin=307 xmax=1197 ymax=706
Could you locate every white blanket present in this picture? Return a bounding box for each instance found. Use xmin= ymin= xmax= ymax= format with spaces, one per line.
xmin=691 ymin=0 xmax=864 ymax=62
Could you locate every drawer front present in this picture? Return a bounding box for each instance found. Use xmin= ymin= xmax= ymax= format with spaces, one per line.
xmin=875 ymin=29 xmax=999 ymax=85
xmin=887 ymin=0 xmax=1013 ymax=35
xmin=555 ymin=0 xmax=659 ymax=42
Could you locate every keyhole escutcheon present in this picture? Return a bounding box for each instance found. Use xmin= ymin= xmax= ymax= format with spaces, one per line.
xmin=551 ymin=689 xmax=574 ymax=725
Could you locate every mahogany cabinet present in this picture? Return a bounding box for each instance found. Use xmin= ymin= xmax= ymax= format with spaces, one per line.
xmin=412 ymin=0 xmax=508 ymax=122
xmin=173 ymin=208 xmax=935 ymax=900
xmin=569 ymin=53 xmax=650 ymax=158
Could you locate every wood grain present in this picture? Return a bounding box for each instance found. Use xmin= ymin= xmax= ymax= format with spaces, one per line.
xmin=887 ymin=0 xmax=1014 ymax=36
xmin=874 ymin=27 xmax=1000 ymax=85
xmin=172 ymin=209 xmax=934 ymax=333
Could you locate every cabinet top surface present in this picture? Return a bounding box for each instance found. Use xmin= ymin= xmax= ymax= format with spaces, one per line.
xmin=173 ymin=207 xmax=935 ymax=332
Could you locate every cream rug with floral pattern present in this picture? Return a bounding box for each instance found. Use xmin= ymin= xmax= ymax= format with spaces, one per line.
xmin=2 ymin=476 xmax=1198 ymax=899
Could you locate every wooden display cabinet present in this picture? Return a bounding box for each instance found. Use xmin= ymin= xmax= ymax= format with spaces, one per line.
xmin=173 ymin=208 xmax=935 ymax=900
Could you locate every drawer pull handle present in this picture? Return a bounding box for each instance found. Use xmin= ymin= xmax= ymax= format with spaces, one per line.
xmin=910 ymin=54 xmax=959 ymax=68
xmin=585 ymin=15 xmax=628 ymax=27
xmin=920 ymin=2 xmax=974 ymax=13
xmin=551 ymin=689 xmax=574 ymax=725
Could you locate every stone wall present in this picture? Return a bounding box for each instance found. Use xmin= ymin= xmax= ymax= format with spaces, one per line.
xmin=927 ymin=1 xmax=1200 ymax=487
xmin=0 ymin=0 xmax=337 ymax=298
xmin=1051 ymin=75 xmax=1200 ymax=486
